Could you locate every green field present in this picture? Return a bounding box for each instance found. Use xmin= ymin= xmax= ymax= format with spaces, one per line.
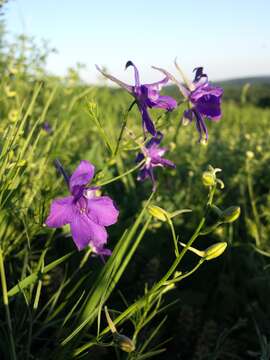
xmin=1 ymin=34 xmax=270 ymax=360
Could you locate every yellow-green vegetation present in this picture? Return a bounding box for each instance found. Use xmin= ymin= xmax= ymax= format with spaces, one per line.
xmin=0 ymin=34 xmax=270 ymax=360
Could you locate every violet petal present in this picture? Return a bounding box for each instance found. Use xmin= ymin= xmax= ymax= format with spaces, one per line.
xmin=69 ymin=160 xmax=95 ymax=195
xmin=87 ymin=196 xmax=119 ymax=226
xmin=45 ymin=196 xmax=74 ymax=228
xmin=70 ymin=214 xmax=108 ymax=251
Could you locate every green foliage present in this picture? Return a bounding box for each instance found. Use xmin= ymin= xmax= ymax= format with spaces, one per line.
xmin=0 ymin=31 xmax=270 ymax=360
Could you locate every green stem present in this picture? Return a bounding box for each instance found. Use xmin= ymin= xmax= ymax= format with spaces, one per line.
xmin=73 ymin=216 xmax=206 ymax=357
xmin=169 ymin=259 xmax=205 ymax=284
xmin=167 ymin=217 xmax=179 ymax=257
xmin=246 ymin=162 xmax=261 ymax=246
xmin=154 ymin=217 xmax=205 ymax=290
xmin=114 ymin=101 xmax=136 ymax=156
xmin=0 ymin=249 xmax=17 ymax=360
xmin=74 ymin=186 xmax=216 ymax=356
xmin=95 ymin=160 xmax=145 ymax=187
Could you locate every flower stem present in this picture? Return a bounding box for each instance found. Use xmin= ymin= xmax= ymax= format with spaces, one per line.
xmin=176 ymin=258 xmax=205 ymax=281
xmin=95 ymin=160 xmax=145 ymax=187
xmin=114 ymin=100 xmax=136 ymax=156
xmin=167 ymin=216 xmax=179 ymax=257
xmin=0 ymin=248 xmax=17 ymax=360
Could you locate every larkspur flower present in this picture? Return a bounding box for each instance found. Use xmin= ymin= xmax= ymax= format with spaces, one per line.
xmin=45 ymin=160 xmax=119 ymax=255
xmin=136 ymin=132 xmax=175 ymax=191
xmin=96 ymin=61 xmax=177 ymax=137
xmin=42 ymin=121 xmax=53 ymax=134
xmin=153 ymin=61 xmax=223 ymax=143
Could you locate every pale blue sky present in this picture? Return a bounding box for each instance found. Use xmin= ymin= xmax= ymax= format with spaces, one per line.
xmin=5 ymin=0 xmax=270 ymax=83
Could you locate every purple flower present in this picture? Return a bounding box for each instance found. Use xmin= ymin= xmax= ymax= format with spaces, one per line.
xmin=45 ymin=160 xmax=119 ymax=256
xmin=136 ymin=132 xmax=175 ymax=191
xmin=153 ymin=62 xmax=223 ymax=143
xmin=96 ymin=61 xmax=177 ymax=137
xmin=42 ymin=121 xmax=53 ymax=134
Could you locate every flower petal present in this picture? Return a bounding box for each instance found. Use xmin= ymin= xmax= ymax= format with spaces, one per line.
xmin=45 ymin=196 xmax=74 ymax=228
xmin=150 ymin=95 xmax=177 ymax=111
xmin=182 ymin=109 xmax=194 ymax=125
xmin=152 ymin=65 xmax=190 ymax=98
xmin=139 ymin=105 xmax=156 ymax=136
xmin=193 ymin=67 xmax=207 ymax=83
xmin=69 ymin=160 xmax=95 ymax=195
xmin=146 ymin=131 xmax=163 ymax=148
xmin=156 ymin=157 xmax=176 ymax=168
xmin=93 ymin=246 xmax=112 ymax=256
xmin=87 ymin=196 xmax=119 ymax=226
xmin=70 ymin=214 xmax=108 ymax=251
xmin=96 ymin=65 xmax=132 ymax=93
xmin=135 ymin=152 xmax=145 ymax=163
xmin=193 ymin=110 xmax=208 ymax=142
xmin=144 ymin=76 xmax=169 ymax=91
xmin=195 ymin=95 xmax=222 ymax=120
xmin=125 ymin=61 xmax=140 ymax=87
xmin=190 ymin=84 xmax=223 ymax=102
xmin=137 ymin=167 xmax=150 ymax=181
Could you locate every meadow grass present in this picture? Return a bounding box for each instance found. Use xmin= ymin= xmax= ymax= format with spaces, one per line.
xmin=0 ymin=37 xmax=270 ymax=360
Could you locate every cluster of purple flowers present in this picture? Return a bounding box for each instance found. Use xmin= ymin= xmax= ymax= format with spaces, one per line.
xmin=45 ymin=61 xmax=223 ymax=256
xmin=96 ymin=61 xmax=223 ymax=187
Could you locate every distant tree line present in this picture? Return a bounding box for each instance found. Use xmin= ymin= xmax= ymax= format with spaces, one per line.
xmin=220 ymin=83 xmax=270 ymax=108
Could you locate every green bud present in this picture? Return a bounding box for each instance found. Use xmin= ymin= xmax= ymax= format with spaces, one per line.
xmin=246 ymin=151 xmax=254 ymax=159
xmin=182 ymin=116 xmax=190 ymax=126
xmin=114 ymin=333 xmax=135 ymax=353
xmin=221 ymin=206 xmax=241 ymax=223
xmin=105 ymin=306 xmax=135 ymax=353
xmin=5 ymin=85 xmax=16 ymax=98
xmin=161 ymin=283 xmax=176 ymax=294
xmin=202 ymin=171 xmax=216 ymax=187
xmin=148 ymin=205 xmax=192 ymax=223
xmin=204 ymin=242 xmax=227 ymax=260
xmin=8 ymin=109 xmax=19 ymax=123
xmin=148 ymin=205 xmax=168 ymax=222
xmin=202 ymin=166 xmax=224 ymax=188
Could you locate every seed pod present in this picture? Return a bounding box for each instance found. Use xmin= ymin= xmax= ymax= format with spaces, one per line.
xmin=204 ymin=242 xmax=227 ymax=260
xmin=105 ymin=306 xmax=135 ymax=353
xmin=113 ymin=333 xmax=135 ymax=353
xmin=148 ymin=205 xmax=168 ymax=222
xmin=221 ymin=206 xmax=241 ymax=223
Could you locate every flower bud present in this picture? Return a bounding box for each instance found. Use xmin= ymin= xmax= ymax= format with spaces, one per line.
xmin=202 ymin=166 xmax=224 ymax=189
xmin=246 ymin=150 xmax=254 ymax=159
xmin=182 ymin=116 xmax=190 ymax=126
xmin=221 ymin=206 xmax=240 ymax=223
xmin=113 ymin=333 xmax=135 ymax=353
xmin=202 ymin=171 xmax=215 ymax=187
xmin=104 ymin=306 xmax=135 ymax=353
xmin=8 ymin=109 xmax=19 ymax=123
xmin=169 ymin=142 xmax=176 ymax=151
xmin=5 ymin=86 xmax=16 ymax=98
xmin=161 ymin=283 xmax=176 ymax=294
xmin=8 ymin=63 xmax=18 ymax=75
xmin=204 ymin=242 xmax=227 ymax=260
xmin=148 ymin=205 xmax=168 ymax=222
xmin=200 ymin=138 xmax=208 ymax=146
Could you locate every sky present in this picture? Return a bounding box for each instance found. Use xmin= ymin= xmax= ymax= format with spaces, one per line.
xmin=4 ymin=0 xmax=270 ymax=84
